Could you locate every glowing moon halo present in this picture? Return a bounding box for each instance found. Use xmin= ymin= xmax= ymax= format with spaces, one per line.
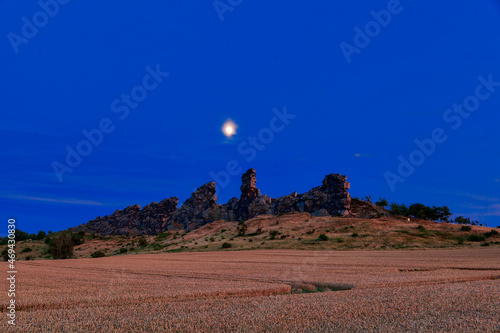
xmin=222 ymin=119 xmax=238 ymax=138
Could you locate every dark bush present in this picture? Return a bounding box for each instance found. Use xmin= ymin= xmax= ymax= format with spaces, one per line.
xmin=155 ymin=232 xmax=170 ymax=240
xmin=351 ymin=233 xmax=359 ymax=237
xmin=2 ymin=248 xmax=9 ymax=261
xmin=50 ymin=234 xmax=74 ymax=259
xmin=149 ymin=243 xmax=164 ymax=251
xmin=15 ymin=230 xmax=29 ymax=242
xmin=376 ymin=198 xmax=389 ymax=207
xmin=389 ymin=203 xmax=409 ymax=217
xmin=138 ymin=238 xmax=148 ymax=247
xmin=460 ymin=226 xmax=472 ymax=232
xmin=318 ymin=234 xmax=329 ymax=241
xmin=71 ymin=232 xmax=85 ymax=246
xmin=119 ymin=247 xmax=128 ymax=253
xmin=467 ymin=234 xmax=486 ymax=242
xmin=90 ymin=250 xmax=105 ymax=258
xmin=37 ymin=230 xmax=47 ymax=240
xmin=221 ymin=242 xmax=232 ymax=249
xmin=484 ymin=230 xmax=499 ymax=238
xmin=21 ymin=247 xmax=32 ymax=253
xmin=237 ymin=223 xmax=247 ymax=236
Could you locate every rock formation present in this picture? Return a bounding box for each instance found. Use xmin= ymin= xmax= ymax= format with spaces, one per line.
xmin=165 ymin=182 xmax=219 ymax=231
xmin=236 ymin=169 xmax=272 ymax=220
xmin=73 ymin=197 xmax=178 ymax=236
xmin=72 ymin=169 xmax=351 ymax=235
xmin=273 ymin=174 xmax=351 ymax=217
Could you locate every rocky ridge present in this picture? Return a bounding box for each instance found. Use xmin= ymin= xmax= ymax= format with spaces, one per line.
xmin=72 ymin=169 xmax=351 ymax=235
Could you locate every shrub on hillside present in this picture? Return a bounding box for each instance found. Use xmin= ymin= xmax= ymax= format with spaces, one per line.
xmin=460 ymin=226 xmax=472 ymax=232
xmin=221 ymin=242 xmax=232 ymax=249
xmin=467 ymin=234 xmax=486 ymax=242
xmin=318 ymin=234 xmax=329 ymax=241
xmin=50 ymin=234 xmax=74 ymax=259
xmin=2 ymin=248 xmax=9 ymax=261
xmin=91 ymin=250 xmax=105 ymax=258
xmin=71 ymin=231 xmax=85 ymax=245
xmin=37 ymin=230 xmax=47 ymax=240
xmin=237 ymin=223 xmax=248 ymax=236
xmin=138 ymin=238 xmax=148 ymax=247
xmin=375 ymin=198 xmax=388 ymax=207
xmin=21 ymin=247 xmax=32 ymax=253
xmin=484 ymin=230 xmax=499 ymax=238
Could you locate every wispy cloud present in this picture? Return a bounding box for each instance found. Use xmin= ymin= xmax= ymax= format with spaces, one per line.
xmin=454 ymin=192 xmax=500 ymax=203
xmin=484 ymin=204 xmax=500 ymax=216
xmin=0 ymin=194 xmax=103 ymax=206
xmin=354 ymin=153 xmax=372 ymax=158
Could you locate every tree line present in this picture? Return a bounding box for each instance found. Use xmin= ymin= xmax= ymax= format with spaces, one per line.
xmin=370 ymin=197 xmax=483 ymax=226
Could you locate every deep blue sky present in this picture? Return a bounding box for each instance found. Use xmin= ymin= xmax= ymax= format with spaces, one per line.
xmin=2 ymin=0 xmax=500 ymax=234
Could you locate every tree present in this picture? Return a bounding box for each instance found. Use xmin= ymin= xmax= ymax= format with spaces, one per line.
xmin=237 ymin=223 xmax=247 ymax=236
xmin=408 ymin=203 xmax=433 ymax=219
xmin=138 ymin=238 xmax=148 ymax=247
xmin=71 ymin=232 xmax=85 ymax=245
xmin=432 ymin=206 xmax=452 ymax=222
xmin=14 ymin=230 xmax=29 ymax=242
xmin=455 ymin=216 xmax=471 ymax=225
xmin=375 ymin=198 xmax=389 ymax=208
xmin=50 ymin=234 xmax=74 ymax=259
xmin=37 ymin=230 xmax=47 ymax=240
xmin=389 ymin=202 xmax=409 ymax=216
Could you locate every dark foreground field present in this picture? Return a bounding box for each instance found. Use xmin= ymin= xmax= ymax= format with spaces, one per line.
xmin=2 ymin=248 xmax=499 ymax=332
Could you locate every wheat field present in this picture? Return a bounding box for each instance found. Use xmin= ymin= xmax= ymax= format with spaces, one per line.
xmin=1 ymin=248 xmax=499 ymax=332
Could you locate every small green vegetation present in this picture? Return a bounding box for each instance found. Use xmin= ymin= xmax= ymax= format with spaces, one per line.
xmin=460 ymin=226 xmax=472 ymax=232
xmin=155 ymin=232 xmax=170 ymax=240
xmin=138 ymin=238 xmax=148 ymax=247
xmin=90 ymin=250 xmax=105 ymax=258
xmin=467 ymin=234 xmax=486 ymax=242
xmin=318 ymin=234 xmax=329 ymax=241
xmin=221 ymin=242 xmax=232 ymax=249
xmin=484 ymin=230 xmax=499 ymax=238
xmin=149 ymin=243 xmax=164 ymax=251
xmin=21 ymin=247 xmax=32 ymax=253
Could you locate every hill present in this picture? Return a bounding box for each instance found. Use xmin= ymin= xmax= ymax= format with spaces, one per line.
xmin=15 ymin=208 xmax=499 ymax=260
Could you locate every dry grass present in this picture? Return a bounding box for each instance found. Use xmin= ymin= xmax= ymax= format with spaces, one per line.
xmin=1 ymin=248 xmax=499 ymax=331
xmin=24 ymin=213 xmax=497 ymax=259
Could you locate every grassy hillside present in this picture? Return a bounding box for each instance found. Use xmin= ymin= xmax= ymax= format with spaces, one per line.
xmin=8 ymin=211 xmax=499 ymax=260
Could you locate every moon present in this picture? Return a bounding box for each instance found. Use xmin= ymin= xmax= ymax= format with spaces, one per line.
xmin=222 ymin=119 xmax=238 ymax=138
